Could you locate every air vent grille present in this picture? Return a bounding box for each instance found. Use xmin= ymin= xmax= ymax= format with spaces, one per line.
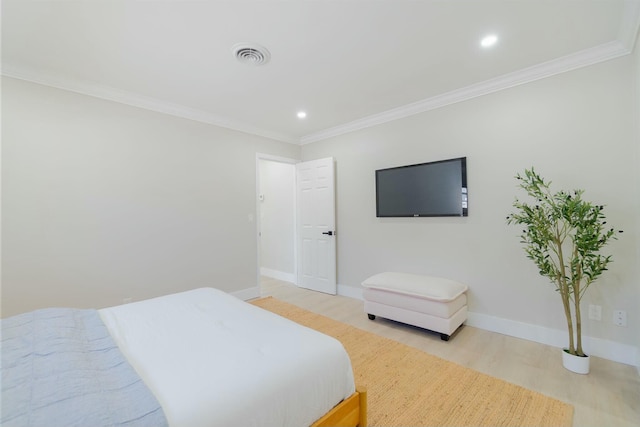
xmin=232 ymin=43 xmax=271 ymax=65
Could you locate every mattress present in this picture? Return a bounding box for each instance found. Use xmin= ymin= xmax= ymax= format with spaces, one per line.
xmin=98 ymin=287 xmax=355 ymax=427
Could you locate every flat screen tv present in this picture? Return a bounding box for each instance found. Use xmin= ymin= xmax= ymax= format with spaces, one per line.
xmin=376 ymin=157 xmax=467 ymax=217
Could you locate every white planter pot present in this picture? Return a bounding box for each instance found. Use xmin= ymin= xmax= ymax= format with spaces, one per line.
xmin=562 ymin=349 xmax=590 ymax=374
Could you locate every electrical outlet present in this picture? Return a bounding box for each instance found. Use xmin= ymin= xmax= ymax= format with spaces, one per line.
xmin=613 ymin=310 xmax=627 ymax=327
xmin=588 ymin=304 xmax=602 ymax=321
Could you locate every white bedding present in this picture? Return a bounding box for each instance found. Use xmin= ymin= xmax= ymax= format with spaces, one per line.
xmin=98 ymin=288 xmax=355 ymax=427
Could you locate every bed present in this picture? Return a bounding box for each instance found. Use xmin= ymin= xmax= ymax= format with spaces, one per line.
xmin=1 ymin=287 xmax=366 ymax=427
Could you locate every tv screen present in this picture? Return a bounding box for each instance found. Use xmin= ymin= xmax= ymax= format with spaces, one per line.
xmin=376 ymin=157 xmax=467 ymax=217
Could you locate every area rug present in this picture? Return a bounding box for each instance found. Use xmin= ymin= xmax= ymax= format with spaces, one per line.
xmin=251 ymin=297 xmax=574 ymax=427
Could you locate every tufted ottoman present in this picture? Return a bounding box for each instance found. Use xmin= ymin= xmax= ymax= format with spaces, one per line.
xmin=362 ymin=272 xmax=468 ymax=341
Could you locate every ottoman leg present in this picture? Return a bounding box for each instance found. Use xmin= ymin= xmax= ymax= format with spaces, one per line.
xmin=440 ymin=333 xmax=450 ymax=341
xmin=367 ymin=314 xmax=376 ymax=320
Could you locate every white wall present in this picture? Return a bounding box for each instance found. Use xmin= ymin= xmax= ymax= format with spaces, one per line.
xmin=633 ymin=30 xmax=640 ymax=372
xmin=302 ymin=54 xmax=639 ymax=364
xmin=2 ymin=50 xmax=638 ymax=367
xmin=1 ymin=77 xmax=300 ymax=317
xmin=258 ymin=159 xmax=295 ymax=282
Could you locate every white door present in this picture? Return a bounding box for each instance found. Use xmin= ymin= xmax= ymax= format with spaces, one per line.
xmin=296 ymin=157 xmax=336 ymax=294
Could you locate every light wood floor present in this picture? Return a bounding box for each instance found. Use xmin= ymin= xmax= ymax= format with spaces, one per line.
xmin=259 ymin=277 xmax=639 ymax=427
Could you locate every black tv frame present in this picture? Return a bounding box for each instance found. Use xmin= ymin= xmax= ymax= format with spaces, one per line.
xmin=375 ymin=156 xmax=468 ymax=218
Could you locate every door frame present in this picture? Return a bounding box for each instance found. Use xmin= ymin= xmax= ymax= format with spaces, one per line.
xmin=255 ymin=153 xmax=298 ymax=290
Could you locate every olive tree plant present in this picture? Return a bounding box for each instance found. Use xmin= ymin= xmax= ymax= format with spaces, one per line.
xmin=506 ymin=168 xmax=622 ymax=357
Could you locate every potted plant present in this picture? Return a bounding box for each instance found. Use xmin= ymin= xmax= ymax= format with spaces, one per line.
xmin=506 ymin=168 xmax=622 ymax=374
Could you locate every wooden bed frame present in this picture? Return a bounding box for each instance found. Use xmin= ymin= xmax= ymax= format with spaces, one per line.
xmin=312 ymin=388 xmax=367 ymax=427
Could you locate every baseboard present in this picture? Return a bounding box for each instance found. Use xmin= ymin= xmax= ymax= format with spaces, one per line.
xmin=338 ymin=283 xmax=363 ymax=300
xmin=260 ymin=267 xmax=295 ymax=284
xmin=336 ymin=283 xmax=638 ymax=369
xmin=467 ymin=311 xmax=638 ymax=367
xmin=231 ymin=286 xmax=261 ymax=301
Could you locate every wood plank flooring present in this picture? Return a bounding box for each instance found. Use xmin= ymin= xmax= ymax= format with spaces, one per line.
xmin=259 ymin=277 xmax=640 ymax=427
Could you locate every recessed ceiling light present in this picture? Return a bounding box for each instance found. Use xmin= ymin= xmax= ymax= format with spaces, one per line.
xmin=480 ymin=34 xmax=498 ymax=48
xmin=297 ymin=111 xmax=307 ymax=119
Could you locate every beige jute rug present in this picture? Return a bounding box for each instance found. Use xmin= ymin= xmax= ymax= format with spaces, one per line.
xmin=251 ymin=297 xmax=573 ymax=427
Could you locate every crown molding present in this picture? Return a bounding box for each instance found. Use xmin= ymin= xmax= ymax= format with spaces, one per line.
xmin=3 ymin=28 xmax=636 ymax=148
xmin=299 ymin=40 xmax=631 ymax=145
xmin=0 ymin=65 xmax=299 ymax=145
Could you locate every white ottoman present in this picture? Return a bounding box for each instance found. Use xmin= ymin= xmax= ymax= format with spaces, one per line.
xmin=362 ymin=272 xmax=468 ymax=341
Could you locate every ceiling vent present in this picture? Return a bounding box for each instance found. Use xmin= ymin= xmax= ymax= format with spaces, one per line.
xmin=232 ymin=43 xmax=271 ymax=66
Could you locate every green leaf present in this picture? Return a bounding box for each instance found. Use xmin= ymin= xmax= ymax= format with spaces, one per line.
xmin=506 ymin=168 xmax=621 ymax=352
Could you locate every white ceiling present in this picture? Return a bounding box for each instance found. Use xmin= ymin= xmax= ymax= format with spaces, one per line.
xmin=3 ymin=1 xmax=639 ymax=145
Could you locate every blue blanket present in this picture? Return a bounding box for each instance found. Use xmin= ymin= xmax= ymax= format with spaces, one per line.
xmin=1 ymin=308 xmax=168 ymax=427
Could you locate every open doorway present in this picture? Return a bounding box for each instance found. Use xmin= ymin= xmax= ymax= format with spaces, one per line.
xmin=256 ymin=154 xmax=297 ymax=291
